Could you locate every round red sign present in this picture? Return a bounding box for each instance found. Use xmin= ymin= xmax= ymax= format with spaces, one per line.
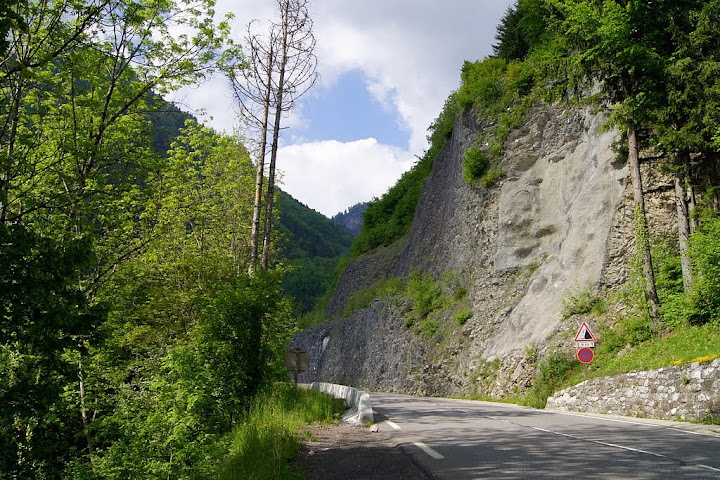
xmin=577 ymin=347 xmax=594 ymax=364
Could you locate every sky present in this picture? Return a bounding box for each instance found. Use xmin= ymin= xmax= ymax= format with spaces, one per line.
xmin=172 ymin=0 xmax=513 ymax=217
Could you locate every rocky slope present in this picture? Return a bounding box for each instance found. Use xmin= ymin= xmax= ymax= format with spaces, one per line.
xmin=293 ymin=102 xmax=676 ymax=398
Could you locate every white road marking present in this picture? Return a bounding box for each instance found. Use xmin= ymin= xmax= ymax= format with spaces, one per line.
xmin=698 ymin=464 xmax=720 ymax=472
xmin=385 ymin=420 xmax=401 ymax=430
xmin=413 ymin=442 xmax=445 ymax=460
xmin=551 ymin=410 xmax=720 ymax=438
xmin=531 ymin=427 xmax=668 ymax=459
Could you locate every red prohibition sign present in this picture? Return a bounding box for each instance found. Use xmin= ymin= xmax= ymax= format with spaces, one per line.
xmin=577 ymin=347 xmax=594 ymax=363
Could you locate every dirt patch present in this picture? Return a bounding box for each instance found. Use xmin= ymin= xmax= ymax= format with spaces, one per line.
xmin=296 ymin=422 xmax=432 ymax=480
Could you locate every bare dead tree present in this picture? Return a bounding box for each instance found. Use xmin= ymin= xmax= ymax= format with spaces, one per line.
xmin=261 ymin=0 xmax=318 ymax=270
xmin=224 ymin=21 xmax=277 ymax=276
xmin=224 ymin=0 xmax=317 ymax=275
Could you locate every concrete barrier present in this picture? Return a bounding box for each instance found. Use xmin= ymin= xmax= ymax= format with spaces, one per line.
xmin=311 ymin=382 xmax=374 ymax=425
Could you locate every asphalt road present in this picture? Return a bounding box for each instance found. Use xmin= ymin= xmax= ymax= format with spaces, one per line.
xmin=371 ymin=392 xmax=720 ymax=479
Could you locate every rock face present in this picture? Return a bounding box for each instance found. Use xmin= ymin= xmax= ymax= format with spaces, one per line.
xmin=547 ymin=359 xmax=720 ymax=421
xmin=292 ymin=103 xmax=672 ymax=399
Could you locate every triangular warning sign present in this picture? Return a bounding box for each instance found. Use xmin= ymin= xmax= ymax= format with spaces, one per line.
xmin=574 ymin=322 xmax=597 ymax=342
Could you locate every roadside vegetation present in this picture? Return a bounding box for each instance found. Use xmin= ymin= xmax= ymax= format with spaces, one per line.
xmin=218 ymin=384 xmax=345 ymax=479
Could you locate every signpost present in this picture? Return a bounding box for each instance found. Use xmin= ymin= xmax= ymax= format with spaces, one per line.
xmin=574 ymin=322 xmax=597 ymax=364
xmin=576 ymin=347 xmax=594 ymax=364
xmin=285 ymin=347 xmax=310 ymax=402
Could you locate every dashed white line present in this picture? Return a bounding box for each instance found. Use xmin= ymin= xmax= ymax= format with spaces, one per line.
xmin=413 ymin=441 xmax=445 ymax=460
xmin=531 ymin=426 xmax=668 ymax=459
xmin=385 ymin=420 xmax=401 ymax=430
xmin=698 ymin=464 xmax=720 ymax=472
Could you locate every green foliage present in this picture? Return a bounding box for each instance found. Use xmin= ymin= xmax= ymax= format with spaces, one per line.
xmin=276 ymin=191 xmax=353 ymax=312
xmin=0 ymin=225 xmax=104 ymax=478
xmin=455 ymin=310 xmax=473 ymax=325
xmin=523 ymin=350 xmax=580 ymax=408
xmin=493 ymin=0 xmax=552 ymax=61
xmin=343 ymin=276 xmax=405 ymax=317
xmin=561 ymin=285 xmax=606 ymax=319
xmin=463 ymin=147 xmax=490 ymax=183
xmin=579 ymin=322 xmax=720 ymax=382
xmin=406 ymin=269 xmax=443 ymax=322
xmin=218 ymin=384 xmax=344 ymax=479
xmin=652 ymin=217 xmax=720 ymax=328
xmin=686 ymin=215 xmax=720 ymax=324
xmin=351 ymin=154 xmax=434 ymax=256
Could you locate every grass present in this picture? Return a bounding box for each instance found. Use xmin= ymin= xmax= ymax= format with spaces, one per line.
xmin=518 ymin=320 xmax=720 ymax=410
xmin=584 ymin=321 xmax=720 ymax=378
xmin=217 ymin=383 xmax=345 ymax=479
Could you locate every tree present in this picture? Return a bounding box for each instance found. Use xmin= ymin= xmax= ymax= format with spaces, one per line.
xmin=652 ymin=0 xmax=720 ymax=292
xmin=0 ymin=224 xmax=104 ymax=477
xmin=493 ymin=0 xmax=550 ymax=61
xmin=225 ymin=0 xmax=317 ymax=275
xmin=0 ymin=0 xmax=229 ymax=474
xmin=549 ymin=0 xmax=685 ymax=331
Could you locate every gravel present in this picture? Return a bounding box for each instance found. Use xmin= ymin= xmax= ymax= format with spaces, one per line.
xmin=296 ymin=422 xmax=433 ymax=480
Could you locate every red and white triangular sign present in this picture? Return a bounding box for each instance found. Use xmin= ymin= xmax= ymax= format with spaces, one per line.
xmin=574 ymin=322 xmax=597 ymax=342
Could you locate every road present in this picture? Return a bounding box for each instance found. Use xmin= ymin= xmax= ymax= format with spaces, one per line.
xmin=371 ymin=392 xmax=720 ymax=479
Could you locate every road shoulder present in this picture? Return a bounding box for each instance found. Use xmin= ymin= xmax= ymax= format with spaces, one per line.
xmin=296 ymin=422 xmax=432 ymax=480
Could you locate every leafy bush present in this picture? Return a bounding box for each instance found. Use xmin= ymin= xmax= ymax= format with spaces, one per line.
xmin=406 ymin=269 xmax=443 ymax=321
xmin=343 ymin=276 xmax=405 ymax=317
xmin=351 ymin=154 xmax=434 ymax=256
xmin=480 ymin=165 xmax=507 ymax=187
xmin=523 ymin=350 xmax=579 ymax=408
xmin=687 ymin=216 xmax=720 ymax=324
xmin=455 ymin=310 xmax=473 ymax=325
xmin=463 ymin=147 xmax=490 ymax=182
xmin=560 ymin=285 xmax=606 ymax=319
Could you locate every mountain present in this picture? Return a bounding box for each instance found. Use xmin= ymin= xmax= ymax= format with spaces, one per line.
xmin=144 ymin=96 xmax=352 ymax=313
xmin=331 ymin=202 xmax=367 ymax=236
xmin=291 ymin=102 xmax=670 ymax=396
xmin=276 ymin=191 xmax=353 ymax=312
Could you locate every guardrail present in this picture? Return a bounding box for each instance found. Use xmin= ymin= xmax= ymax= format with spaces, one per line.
xmin=310 ymin=382 xmax=374 ymax=425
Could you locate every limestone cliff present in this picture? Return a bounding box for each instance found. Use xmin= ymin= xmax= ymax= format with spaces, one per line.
xmin=292 ymin=103 xmax=674 ymax=397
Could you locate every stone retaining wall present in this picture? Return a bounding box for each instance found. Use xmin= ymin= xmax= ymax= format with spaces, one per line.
xmin=547 ymin=359 xmax=720 ymax=421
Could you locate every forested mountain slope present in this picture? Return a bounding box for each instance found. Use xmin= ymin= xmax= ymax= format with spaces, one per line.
xmin=277 ymin=191 xmax=353 ymax=311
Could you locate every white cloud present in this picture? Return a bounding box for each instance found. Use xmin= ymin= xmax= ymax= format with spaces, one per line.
xmin=172 ymin=0 xmax=513 ymax=216
xmin=277 ymin=138 xmax=415 ymax=217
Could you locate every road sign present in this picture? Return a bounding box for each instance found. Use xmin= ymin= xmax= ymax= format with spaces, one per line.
xmin=577 ymin=347 xmax=594 ymax=363
xmin=575 ymin=341 xmax=595 ymax=348
xmin=574 ymin=322 xmax=597 ymax=343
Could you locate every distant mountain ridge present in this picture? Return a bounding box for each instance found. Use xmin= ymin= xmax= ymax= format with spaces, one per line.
xmin=331 ymin=202 xmax=366 ymax=236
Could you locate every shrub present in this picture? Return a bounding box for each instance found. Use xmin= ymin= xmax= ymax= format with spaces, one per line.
xmin=455 ymin=310 xmax=473 ymax=325
xmin=561 ymin=285 xmax=606 ymax=319
xmin=406 ymin=269 xmax=443 ymax=321
xmin=523 ymin=350 xmax=579 ymax=408
xmin=463 ymin=147 xmax=490 ymax=182
xmin=480 ymin=165 xmax=507 ymax=187
xmin=687 ymin=216 xmax=720 ymax=324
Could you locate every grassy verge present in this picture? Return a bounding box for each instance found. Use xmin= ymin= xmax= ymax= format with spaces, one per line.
xmin=521 ymin=320 xmax=720 ymax=409
xmin=217 ymin=383 xmax=345 ymax=479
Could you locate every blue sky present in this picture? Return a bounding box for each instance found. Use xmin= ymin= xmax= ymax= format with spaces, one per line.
xmin=176 ymin=0 xmax=513 ymax=217
xmin=296 ymin=69 xmax=410 ymax=148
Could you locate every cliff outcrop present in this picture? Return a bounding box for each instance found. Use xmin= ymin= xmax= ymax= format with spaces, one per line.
xmin=293 ymin=103 xmax=675 ymax=397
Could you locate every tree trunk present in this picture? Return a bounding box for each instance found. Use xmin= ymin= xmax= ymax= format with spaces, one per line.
xmin=673 ymin=163 xmax=693 ymax=291
xmin=1 ymin=81 xmax=23 ymax=224
xmin=687 ymin=161 xmax=698 ymax=231
xmin=261 ymin=0 xmax=290 ymax=271
xmin=248 ymin=44 xmax=274 ymax=277
xmin=628 ymin=125 xmax=661 ymax=331
xmin=78 ymin=352 xmax=95 ymax=456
